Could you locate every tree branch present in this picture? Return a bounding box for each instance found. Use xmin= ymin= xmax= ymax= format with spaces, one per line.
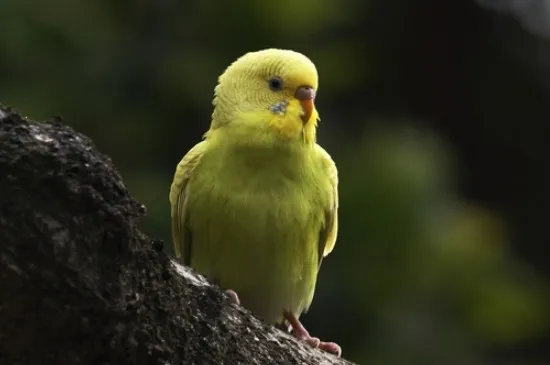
xmin=0 ymin=106 xmax=355 ymax=365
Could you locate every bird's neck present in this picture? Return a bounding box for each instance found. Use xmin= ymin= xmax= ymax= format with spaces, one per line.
xmin=204 ymin=120 xmax=315 ymax=170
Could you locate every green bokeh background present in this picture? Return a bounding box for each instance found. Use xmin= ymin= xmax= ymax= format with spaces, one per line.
xmin=2 ymin=1 xmax=550 ymax=364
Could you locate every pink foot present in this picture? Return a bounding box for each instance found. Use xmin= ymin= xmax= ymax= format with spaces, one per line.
xmin=225 ymin=289 xmax=240 ymax=305
xmin=283 ymin=311 xmax=342 ymax=357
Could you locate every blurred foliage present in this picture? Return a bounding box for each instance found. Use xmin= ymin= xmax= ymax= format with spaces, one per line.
xmin=1 ymin=0 xmax=550 ymax=364
xmin=331 ymin=124 xmax=549 ymax=364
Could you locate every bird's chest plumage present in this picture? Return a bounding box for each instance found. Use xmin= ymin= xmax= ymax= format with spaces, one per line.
xmin=186 ymin=144 xmax=329 ymax=323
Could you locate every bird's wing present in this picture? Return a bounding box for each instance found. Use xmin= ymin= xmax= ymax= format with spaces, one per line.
xmin=169 ymin=141 xmax=207 ymax=265
xmin=316 ymin=145 xmax=339 ymax=267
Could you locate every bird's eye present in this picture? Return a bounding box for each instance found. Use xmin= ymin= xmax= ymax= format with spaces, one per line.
xmin=268 ymin=77 xmax=283 ymax=91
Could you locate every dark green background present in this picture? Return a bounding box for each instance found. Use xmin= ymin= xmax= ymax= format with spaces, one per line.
xmin=2 ymin=0 xmax=549 ymax=363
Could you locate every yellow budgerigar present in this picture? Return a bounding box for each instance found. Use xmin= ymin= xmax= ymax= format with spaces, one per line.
xmin=170 ymin=49 xmax=340 ymax=356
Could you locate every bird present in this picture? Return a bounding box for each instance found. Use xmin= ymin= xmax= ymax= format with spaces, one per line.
xmin=169 ymin=48 xmax=340 ymax=356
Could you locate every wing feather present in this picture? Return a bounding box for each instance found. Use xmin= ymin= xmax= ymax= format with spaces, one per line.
xmin=316 ymin=145 xmax=339 ymax=268
xmin=169 ymin=141 xmax=207 ymax=264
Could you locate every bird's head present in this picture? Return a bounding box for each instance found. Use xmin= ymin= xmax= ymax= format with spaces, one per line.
xmin=210 ymin=49 xmax=320 ymax=143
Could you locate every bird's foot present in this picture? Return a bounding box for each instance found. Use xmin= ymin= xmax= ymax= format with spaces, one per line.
xmin=283 ymin=311 xmax=342 ymax=357
xmin=224 ymin=289 xmax=240 ymax=305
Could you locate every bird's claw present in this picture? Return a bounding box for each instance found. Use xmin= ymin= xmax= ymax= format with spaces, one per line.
xmin=317 ymin=341 xmax=342 ymax=357
xmin=225 ymin=289 xmax=240 ymax=305
xmin=284 ymin=311 xmax=342 ymax=357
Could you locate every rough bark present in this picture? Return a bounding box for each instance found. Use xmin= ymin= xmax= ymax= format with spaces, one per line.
xmin=0 ymin=106 xmax=355 ymax=365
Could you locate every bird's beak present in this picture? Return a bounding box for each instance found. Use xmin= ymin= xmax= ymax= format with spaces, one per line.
xmin=295 ymin=86 xmax=316 ymax=125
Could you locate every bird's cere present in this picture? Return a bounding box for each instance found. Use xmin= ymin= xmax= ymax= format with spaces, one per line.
xmin=295 ymin=86 xmax=316 ymax=101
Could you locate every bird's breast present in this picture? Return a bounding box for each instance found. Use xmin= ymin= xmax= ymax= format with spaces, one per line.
xmin=189 ymin=145 xmax=322 ymax=225
xmin=184 ymin=144 xmax=329 ymax=322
